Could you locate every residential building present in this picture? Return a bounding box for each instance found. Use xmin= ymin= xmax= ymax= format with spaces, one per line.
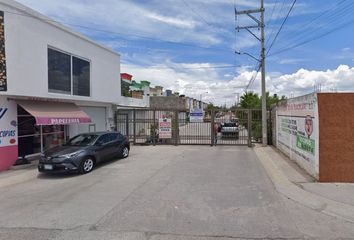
xmin=0 ymin=0 xmax=122 ymax=170
xmin=150 ymin=86 xmax=164 ymax=97
xmin=165 ymin=89 xmax=172 ymax=96
xmin=121 ymin=73 xmax=133 ymax=97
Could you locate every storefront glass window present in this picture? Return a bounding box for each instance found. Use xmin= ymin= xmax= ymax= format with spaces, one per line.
xmin=18 ymin=115 xmax=41 ymax=157
xmin=17 ymin=106 xmax=66 ymax=157
xmin=42 ymin=125 xmax=65 ymax=150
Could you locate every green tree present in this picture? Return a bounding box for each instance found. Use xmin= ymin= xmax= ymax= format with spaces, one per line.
xmin=239 ymin=91 xmax=287 ymax=109
xmin=266 ymin=93 xmax=287 ymax=108
xmin=239 ymin=91 xmax=261 ymax=109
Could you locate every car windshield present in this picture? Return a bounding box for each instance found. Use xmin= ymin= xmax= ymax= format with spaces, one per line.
xmin=65 ymin=134 xmax=99 ymax=146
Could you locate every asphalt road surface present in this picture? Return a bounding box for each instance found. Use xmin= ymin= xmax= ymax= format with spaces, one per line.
xmin=1 ymin=146 xmax=354 ymax=239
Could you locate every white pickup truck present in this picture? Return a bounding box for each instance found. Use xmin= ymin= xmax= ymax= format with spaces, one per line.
xmin=221 ymin=122 xmax=239 ymax=139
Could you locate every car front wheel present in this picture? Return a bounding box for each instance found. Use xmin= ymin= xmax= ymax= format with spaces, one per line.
xmin=79 ymin=157 xmax=95 ymax=174
xmin=121 ymin=146 xmax=129 ymax=158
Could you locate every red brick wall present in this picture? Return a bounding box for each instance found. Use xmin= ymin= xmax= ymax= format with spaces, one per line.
xmin=318 ymin=93 xmax=354 ymax=182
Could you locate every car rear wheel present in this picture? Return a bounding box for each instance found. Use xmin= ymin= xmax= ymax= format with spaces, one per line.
xmin=121 ymin=146 xmax=129 ymax=158
xmin=79 ymin=157 xmax=95 ymax=174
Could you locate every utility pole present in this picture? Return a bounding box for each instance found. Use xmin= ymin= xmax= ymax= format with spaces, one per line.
xmin=235 ymin=0 xmax=267 ymax=146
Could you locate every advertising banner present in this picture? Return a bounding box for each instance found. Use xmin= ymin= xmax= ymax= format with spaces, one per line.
xmin=190 ymin=108 xmax=204 ymax=123
xmin=0 ymin=98 xmax=18 ymax=170
xmin=159 ymin=117 xmax=172 ymax=139
xmin=276 ymin=93 xmax=319 ymax=178
xmin=0 ymin=11 xmax=7 ymax=92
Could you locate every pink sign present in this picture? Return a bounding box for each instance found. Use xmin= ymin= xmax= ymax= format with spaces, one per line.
xmin=36 ymin=117 xmax=91 ymax=125
xmin=0 ymin=98 xmax=18 ymax=171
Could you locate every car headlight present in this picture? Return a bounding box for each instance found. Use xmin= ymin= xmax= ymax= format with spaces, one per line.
xmin=61 ymin=151 xmax=84 ymax=159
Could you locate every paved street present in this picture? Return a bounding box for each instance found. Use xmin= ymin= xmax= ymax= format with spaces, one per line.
xmin=1 ymin=146 xmax=354 ymax=239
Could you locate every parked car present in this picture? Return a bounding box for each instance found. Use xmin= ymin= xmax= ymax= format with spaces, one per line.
xmin=38 ymin=132 xmax=130 ymax=174
xmin=221 ymin=122 xmax=239 ymax=139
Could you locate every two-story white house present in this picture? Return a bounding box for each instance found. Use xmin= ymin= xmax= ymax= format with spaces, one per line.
xmin=0 ymin=0 xmax=122 ymax=170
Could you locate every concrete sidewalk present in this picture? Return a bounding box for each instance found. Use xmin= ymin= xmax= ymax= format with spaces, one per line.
xmin=255 ymin=145 xmax=354 ymax=223
xmin=0 ymin=160 xmax=38 ymax=188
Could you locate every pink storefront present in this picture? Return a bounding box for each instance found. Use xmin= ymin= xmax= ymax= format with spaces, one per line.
xmin=0 ymin=98 xmax=91 ymax=171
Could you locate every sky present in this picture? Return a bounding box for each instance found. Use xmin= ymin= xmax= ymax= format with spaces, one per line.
xmin=15 ymin=0 xmax=354 ymax=106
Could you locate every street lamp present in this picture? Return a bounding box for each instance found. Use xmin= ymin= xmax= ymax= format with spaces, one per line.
xmin=235 ymin=51 xmax=260 ymax=62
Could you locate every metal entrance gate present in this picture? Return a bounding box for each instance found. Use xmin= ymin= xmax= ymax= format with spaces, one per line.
xmin=116 ymin=108 xmax=263 ymax=146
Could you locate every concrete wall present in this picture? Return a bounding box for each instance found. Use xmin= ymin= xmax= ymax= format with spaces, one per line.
xmin=276 ymin=93 xmax=319 ymax=179
xmin=150 ymin=96 xmax=187 ymax=111
xmin=318 ymin=93 xmax=354 ymax=182
xmin=0 ymin=0 xmax=121 ymax=104
xmin=68 ymin=106 xmax=107 ymax=138
xmin=119 ymin=96 xmax=149 ymax=108
xmin=270 ymin=106 xmax=277 ymax=147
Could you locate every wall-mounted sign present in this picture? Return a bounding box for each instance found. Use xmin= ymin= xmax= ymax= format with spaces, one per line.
xmin=159 ymin=117 xmax=172 ymax=139
xmin=0 ymin=97 xmax=18 ymax=170
xmin=0 ymin=11 xmax=7 ymax=92
xmin=190 ymin=108 xmax=204 ymax=123
xmin=276 ymin=93 xmax=319 ymax=178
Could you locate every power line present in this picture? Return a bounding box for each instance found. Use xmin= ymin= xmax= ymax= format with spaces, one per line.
xmin=245 ymin=63 xmax=261 ymax=91
xmin=181 ymin=0 xmax=216 ymax=28
xmin=297 ymin=0 xmax=347 ymax=30
xmin=272 ymin=1 xmax=354 ymax=52
xmin=181 ymin=0 xmax=234 ymax=43
xmin=269 ymin=17 xmax=354 ymax=56
xmin=266 ymin=0 xmax=297 ymax=56
xmin=265 ymin=0 xmax=286 ymax=48
xmin=265 ymin=0 xmax=279 ymax=27
xmin=269 ymin=1 xmax=354 ymax=56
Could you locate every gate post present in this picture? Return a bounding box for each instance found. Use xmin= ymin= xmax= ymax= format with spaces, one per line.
xmin=153 ymin=110 xmax=156 ymax=146
xmin=114 ymin=109 xmax=118 ymax=132
xmin=125 ymin=114 xmax=129 ymax=138
xmin=174 ymin=111 xmax=179 ymax=146
xmin=248 ymin=109 xmax=252 ymax=147
xmin=211 ymin=109 xmax=215 ymax=146
xmin=133 ymin=109 xmax=136 ymax=145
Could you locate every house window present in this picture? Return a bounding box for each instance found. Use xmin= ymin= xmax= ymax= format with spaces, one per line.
xmin=48 ymin=48 xmax=71 ymax=94
xmin=48 ymin=48 xmax=90 ymax=97
xmin=73 ymin=57 xmax=90 ymax=96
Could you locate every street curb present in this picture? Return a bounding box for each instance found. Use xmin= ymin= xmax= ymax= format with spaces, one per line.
xmin=254 ymin=146 xmax=354 ymax=223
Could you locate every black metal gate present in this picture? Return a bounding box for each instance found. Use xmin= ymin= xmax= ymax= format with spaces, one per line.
xmin=116 ymin=108 xmax=263 ymax=146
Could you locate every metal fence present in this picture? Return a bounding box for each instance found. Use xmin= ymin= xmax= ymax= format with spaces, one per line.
xmin=116 ymin=108 xmax=263 ymax=146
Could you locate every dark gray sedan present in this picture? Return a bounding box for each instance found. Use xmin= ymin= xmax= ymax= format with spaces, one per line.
xmin=38 ymin=132 xmax=130 ymax=174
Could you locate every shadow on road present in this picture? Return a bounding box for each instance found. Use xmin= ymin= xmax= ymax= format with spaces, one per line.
xmin=36 ymin=157 xmax=125 ymax=180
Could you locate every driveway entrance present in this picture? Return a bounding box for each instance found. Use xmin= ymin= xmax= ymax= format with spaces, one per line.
xmin=116 ymin=108 xmax=262 ymax=146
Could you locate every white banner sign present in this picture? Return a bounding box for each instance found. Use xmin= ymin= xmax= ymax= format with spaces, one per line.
xmin=159 ymin=118 xmax=172 ymax=139
xmin=276 ymin=93 xmax=319 ymax=178
xmin=190 ymin=108 xmax=204 ymax=123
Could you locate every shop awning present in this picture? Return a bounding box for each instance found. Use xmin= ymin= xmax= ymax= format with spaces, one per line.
xmin=16 ymin=100 xmax=91 ymax=125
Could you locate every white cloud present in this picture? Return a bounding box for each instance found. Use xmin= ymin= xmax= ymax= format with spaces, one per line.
xmin=122 ymin=63 xmax=354 ymax=106
xmin=16 ymin=0 xmax=225 ymax=46
xmin=271 ymin=65 xmax=354 ymax=97
xmin=145 ymin=12 xmax=197 ymax=29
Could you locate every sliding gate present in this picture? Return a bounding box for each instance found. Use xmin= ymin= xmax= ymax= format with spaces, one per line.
xmin=116 ymin=108 xmax=263 ymax=146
